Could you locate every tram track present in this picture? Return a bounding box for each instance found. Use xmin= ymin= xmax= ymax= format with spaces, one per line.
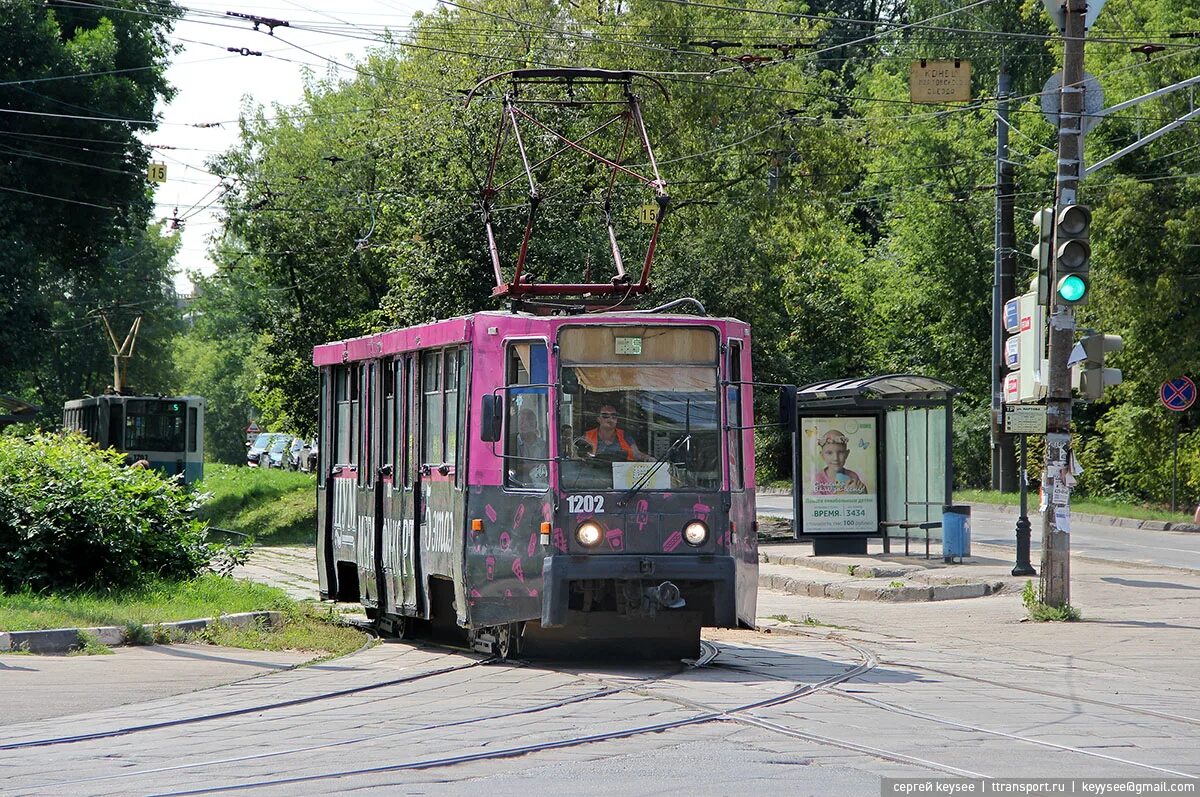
xmin=18 ymin=641 xmax=717 ymax=793
xmin=0 ymin=651 xmax=487 ymax=752
xmin=14 ymin=630 xmax=1192 ymax=794
xmin=830 ymin=688 xmax=1197 ymax=779
xmin=889 ymin=660 xmax=1200 ymax=727
xmin=761 ymin=627 xmax=1198 ymax=779
xmin=138 ymin=636 xmax=898 ymax=795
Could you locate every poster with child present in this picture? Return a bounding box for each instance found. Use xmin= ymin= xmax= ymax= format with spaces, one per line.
xmin=801 ymin=418 xmax=878 ymax=533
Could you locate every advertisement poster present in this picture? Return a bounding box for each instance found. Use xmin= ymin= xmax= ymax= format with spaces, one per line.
xmin=801 ymin=417 xmax=878 ymax=533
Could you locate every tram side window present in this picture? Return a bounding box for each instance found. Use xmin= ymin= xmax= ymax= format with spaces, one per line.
xmin=727 ymin=340 xmax=744 ymax=490
xmin=383 ymin=361 xmax=396 ymax=477
xmin=421 ymin=353 xmax=443 ymax=464
xmin=360 ymin=364 xmax=375 ymax=485
xmin=455 ymin=352 xmax=467 ymax=479
xmin=335 ymin=366 xmax=353 ymax=465
xmin=444 ymin=350 xmax=459 ymax=471
xmin=404 ymin=357 xmax=415 ymax=486
xmin=504 ymin=342 xmax=549 ymax=489
xmin=319 ymin=369 xmax=329 ymax=475
xmin=188 ymin=407 xmax=198 ymax=453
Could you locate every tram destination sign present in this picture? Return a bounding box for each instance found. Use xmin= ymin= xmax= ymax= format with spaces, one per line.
xmin=1004 ymin=404 xmax=1047 ymax=434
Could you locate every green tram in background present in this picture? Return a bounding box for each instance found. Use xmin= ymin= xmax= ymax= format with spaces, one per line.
xmin=63 ymin=394 xmax=205 ymax=485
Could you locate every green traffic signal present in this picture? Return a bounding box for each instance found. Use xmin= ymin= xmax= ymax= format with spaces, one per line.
xmin=1057 ymin=274 xmax=1087 ymax=303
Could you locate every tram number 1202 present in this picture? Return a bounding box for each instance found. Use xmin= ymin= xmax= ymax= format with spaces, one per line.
xmin=567 ymin=494 xmax=605 ymax=514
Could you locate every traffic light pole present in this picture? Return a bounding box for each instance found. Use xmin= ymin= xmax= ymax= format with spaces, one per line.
xmin=1041 ymin=0 xmax=1088 ymax=608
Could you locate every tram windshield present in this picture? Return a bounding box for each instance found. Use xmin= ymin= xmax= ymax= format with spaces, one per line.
xmin=557 ymin=325 xmax=721 ymax=491
xmin=123 ymin=399 xmax=187 ymax=452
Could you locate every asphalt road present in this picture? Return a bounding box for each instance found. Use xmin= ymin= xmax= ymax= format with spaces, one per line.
xmin=755 ymin=492 xmax=1200 ymax=571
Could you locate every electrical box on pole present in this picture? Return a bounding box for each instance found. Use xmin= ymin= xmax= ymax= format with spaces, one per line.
xmin=1003 ymin=286 xmax=1046 ymax=404
xmin=1070 ymin=333 xmax=1123 ymax=400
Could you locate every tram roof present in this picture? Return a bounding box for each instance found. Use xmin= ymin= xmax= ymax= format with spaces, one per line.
xmin=312 ymin=309 xmax=747 ymax=366
xmin=63 ymin=394 xmax=205 ymax=407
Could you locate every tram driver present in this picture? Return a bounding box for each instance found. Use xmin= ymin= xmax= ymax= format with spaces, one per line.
xmin=580 ymin=403 xmax=653 ymax=462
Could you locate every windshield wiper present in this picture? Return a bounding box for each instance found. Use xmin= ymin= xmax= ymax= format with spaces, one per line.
xmin=617 ymin=433 xmax=690 ymax=509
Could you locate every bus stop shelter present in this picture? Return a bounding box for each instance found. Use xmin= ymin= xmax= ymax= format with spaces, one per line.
xmin=0 ymin=395 xmax=39 ymax=431
xmin=784 ymin=374 xmax=959 ymax=556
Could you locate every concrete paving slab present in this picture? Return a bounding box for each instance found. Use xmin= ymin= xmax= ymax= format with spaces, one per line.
xmin=0 ymin=643 xmax=312 ymax=725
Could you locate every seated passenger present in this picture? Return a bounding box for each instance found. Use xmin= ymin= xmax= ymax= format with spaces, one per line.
xmin=583 ymin=403 xmax=653 ymax=462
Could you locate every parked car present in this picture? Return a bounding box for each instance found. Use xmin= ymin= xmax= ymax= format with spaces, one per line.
xmin=265 ymin=435 xmax=293 ymax=469
xmin=246 ymin=432 xmax=276 ymax=468
xmin=288 ymin=437 xmax=306 ymax=471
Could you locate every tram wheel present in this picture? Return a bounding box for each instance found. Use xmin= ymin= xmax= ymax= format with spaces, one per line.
xmin=469 ymin=623 xmax=518 ymax=661
xmin=375 ymin=613 xmax=407 ymax=639
xmin=493 ymin=624 xmax=512 ymax=660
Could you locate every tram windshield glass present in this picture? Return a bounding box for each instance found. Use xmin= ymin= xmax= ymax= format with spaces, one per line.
xmin=124 ymin=399 xmax=187 ymax=452
xmin=557 ymin=325 xmax=721 ymax=491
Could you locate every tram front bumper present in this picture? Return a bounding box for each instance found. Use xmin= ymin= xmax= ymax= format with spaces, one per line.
xmin=541 ymin=554 xmax=736 ymax=628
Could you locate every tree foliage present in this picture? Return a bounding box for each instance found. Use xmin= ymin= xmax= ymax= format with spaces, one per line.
xmin=155 ymin=0 xmax=1200 ymax=501
xmin=0 ymin=432 xmax=226 ymax=592
xmin=0 ymin=1 xmax=180 ymax=417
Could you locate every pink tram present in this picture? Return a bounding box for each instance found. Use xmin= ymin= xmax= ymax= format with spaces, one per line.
xmin=312 ymin=309 xmax=758 ymax=657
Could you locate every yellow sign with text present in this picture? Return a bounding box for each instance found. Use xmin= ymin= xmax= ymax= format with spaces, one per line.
xmin=909 ymin=60 xmax=972 ymax=104
xmin=147 ymin=162 xmax=167 ymax=183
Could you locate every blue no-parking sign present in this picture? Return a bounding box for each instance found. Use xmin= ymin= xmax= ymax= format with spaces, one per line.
xmin=1160 ymin=377 xmax=1196 ymax=412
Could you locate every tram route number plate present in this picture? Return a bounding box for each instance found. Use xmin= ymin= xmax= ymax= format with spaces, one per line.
xmin=1005 ymin=405 xmax=1046 ymax=434
xmin=615 ymin=337 xmax=642 ymax=355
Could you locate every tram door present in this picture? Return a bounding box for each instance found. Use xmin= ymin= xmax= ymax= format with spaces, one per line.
xmin=416 ymin=348 xmax=468 ymax=624
xmin=381 ymin=355 xmax=423 ymax=618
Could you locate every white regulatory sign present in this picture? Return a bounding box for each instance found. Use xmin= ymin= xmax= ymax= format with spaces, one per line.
xmin=1005 ymin=405 xmax=1047 ymax=434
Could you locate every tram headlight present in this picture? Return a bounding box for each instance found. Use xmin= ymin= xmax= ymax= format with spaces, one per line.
xmin=575 ymin=520 xmax=604 ymax=548
xmin=683 ymin=520 xmax=708 ymax=547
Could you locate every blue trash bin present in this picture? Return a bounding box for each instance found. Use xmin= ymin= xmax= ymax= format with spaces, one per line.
xmin=942 ymin=505 xmax=971 ymax=562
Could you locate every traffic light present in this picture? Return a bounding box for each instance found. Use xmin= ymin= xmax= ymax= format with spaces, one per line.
xmin=1055 ymin=204 xmax=1091 ymax=305
xmin=1030 ymin=207 xmax=1054 ymax=305
xmin=1070 ymin=332 xmax=1122 ymax=400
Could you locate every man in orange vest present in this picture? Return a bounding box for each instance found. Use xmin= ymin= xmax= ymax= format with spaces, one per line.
xmin=583 ymin=403 xmax=653 ymax=462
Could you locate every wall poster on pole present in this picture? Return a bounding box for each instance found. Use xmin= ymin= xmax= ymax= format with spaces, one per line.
xmin=800 ymin=417 xmax=878 ymax=533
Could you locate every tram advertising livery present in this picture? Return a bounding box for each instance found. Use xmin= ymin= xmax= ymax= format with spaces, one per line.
xmin=313 ymin=312 xmax=757 ymax=657
xmin=63 ymin=394 xmax=205 ymax=485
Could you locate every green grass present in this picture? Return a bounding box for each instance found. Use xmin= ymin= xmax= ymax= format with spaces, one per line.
xmin=69 ymin=630 xmax=114 ymax=656
xmin=957 ymin=488 xmax=1194 ymax=524
xmin=199 ymin=604 xmax=369 ymax=659
xmin=1021 ymin=580 xmax=1082 ymax=622
xmin=0 ymin=574 xmax=292 ymax=631
xmin=197 ymin=463 xmax=317 ymax=546
xmin=0 ymin=576 xmax=370 ymax=657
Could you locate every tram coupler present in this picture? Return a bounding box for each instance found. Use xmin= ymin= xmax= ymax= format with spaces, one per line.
xmin=645 ymin=581 xmax=685 ymax=613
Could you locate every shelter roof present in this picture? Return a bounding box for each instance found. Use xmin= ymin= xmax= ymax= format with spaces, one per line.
xmin=0 ymin=395 xmax=39 ymax=428
xmin=795 ymin=374 xmax=959 ymax=405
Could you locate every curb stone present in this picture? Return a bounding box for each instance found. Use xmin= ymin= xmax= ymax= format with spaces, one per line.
xmin=0 ymin=611 xmax=282 ymax=655
xmin=759 ymin=572 xmax=1005 ymax=603
xmin=760 ymin=551 xmax=917 ymax=579
xmin=963 ymin=502 xmax=1200 ymax=533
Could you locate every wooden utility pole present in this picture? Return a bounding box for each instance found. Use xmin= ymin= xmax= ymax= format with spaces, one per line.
xmin=1041 ymin=0 xmax=1088 ymax=607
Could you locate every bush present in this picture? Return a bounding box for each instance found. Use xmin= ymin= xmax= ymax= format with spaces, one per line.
xmin=0 ymin=432 xmax=237 ymax=592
